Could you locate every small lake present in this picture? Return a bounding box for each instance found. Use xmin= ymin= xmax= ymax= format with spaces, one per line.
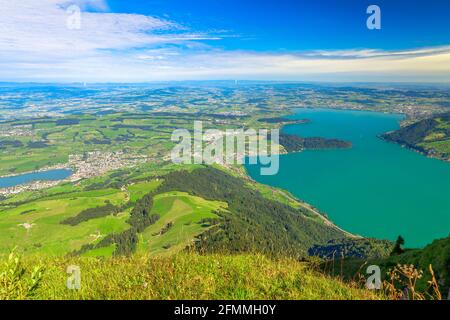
xmin=0 ymin=169 xmax=72 ymax=189
xmin=246 ymin=108 xmax=450 ymax=248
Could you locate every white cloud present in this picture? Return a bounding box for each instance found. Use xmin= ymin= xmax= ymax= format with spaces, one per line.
xmin=0 ymin=0 xmax=449 ymax=82
xmin=303 ymin=47 xmax=450 ymax=59
xmin=0 ymin=0 xmax=206 ymax=56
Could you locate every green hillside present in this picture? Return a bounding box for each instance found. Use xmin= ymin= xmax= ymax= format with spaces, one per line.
xmin=380 ymin=236 xmax=450 ymax=293
xmin=0 ymin=188 xmax=129 ymax=256
xmin=136 ymin=191 xmax=226 ymax=256
xmin=324 ymin=235 xmax=450 ymax=296
xmin=309 ymin=238 xmax=393 ymax=260
xmin=0 ymin=165 xmax=347 ymax=259
xmin=382 ymin=112 xmax=450 ymax=160
xmin=130 ymin=166 xmax=346 ymax=257
xmin=76 ymin=165 xmax=348 ymax=257
xmin=0 ymin=178 xmax=224 ymax=258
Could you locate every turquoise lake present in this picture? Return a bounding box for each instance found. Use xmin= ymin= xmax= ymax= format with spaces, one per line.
xmin=246 ymin=108 xmax=450 ymax=248
xmin=0 ymin=169 xmax=72 ymax=189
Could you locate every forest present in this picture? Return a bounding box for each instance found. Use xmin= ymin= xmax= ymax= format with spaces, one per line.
xmin=279 ymin=133 xmax=352 ymax=153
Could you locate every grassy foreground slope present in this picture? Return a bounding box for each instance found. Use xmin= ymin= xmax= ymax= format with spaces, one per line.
xmin=1 ymin=253 xmax=379 ymax=300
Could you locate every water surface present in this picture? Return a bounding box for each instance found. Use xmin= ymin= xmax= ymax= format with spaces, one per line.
xmin=246 ymin=108 xmax=450 ymax=247
xmin=0 ymin=169 xmax=72 ymax=189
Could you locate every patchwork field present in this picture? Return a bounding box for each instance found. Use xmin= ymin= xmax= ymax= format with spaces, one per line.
xmin=0 ymin=188 xmax=128 ymax=256
xmin=0 ymin=111 xmax=275 ymax=176
xmin=0 ymin=176 xmax=228 ymax=258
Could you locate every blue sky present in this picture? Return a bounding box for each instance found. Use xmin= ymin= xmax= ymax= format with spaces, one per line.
xmin=107 ymin=0 xmax=450 ymax=51
xmin=0 ymin=0 xmax=449 ymax=82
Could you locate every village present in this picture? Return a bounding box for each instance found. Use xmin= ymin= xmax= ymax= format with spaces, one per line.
xmin=0 ymin=150 xmax=149 ymax=197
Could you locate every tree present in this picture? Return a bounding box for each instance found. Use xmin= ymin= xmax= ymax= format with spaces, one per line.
xmin=390 ymin=235 xmax=405 ymax=256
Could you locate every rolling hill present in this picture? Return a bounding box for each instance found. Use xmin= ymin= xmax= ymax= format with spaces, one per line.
xmin=382 ymin=112 xmax=450 ymax=160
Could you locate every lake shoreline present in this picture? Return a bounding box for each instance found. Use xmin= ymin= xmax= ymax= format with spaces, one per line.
xmin=280 ymin=106 xmax=448 ymax=162
xmin=0 ymin=168 xmax=74 ymax=196
xmin=0 ymin=163 xmax=72 ymax=179
xmin=241 ymin=165 xmax=361 ymax=239
xmin=379 ymin=134 xmax=450 ymax=163
xmin=246 ymin=108 xmax=450 ymax=248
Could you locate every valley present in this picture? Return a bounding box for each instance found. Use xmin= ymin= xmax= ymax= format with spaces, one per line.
xmin=0 ymin=82 xmax=449 ymax=300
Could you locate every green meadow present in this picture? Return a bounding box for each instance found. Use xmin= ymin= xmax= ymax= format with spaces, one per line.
xmin=137 ymin=192 xmax=226 ymax=256
xmin=0 ymin=177 xmax=228 ymax=258
xmin=0 ymin=188 xmax=128 ymax=256
xmin=127 ymin=180 xmax=161 ymax=203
